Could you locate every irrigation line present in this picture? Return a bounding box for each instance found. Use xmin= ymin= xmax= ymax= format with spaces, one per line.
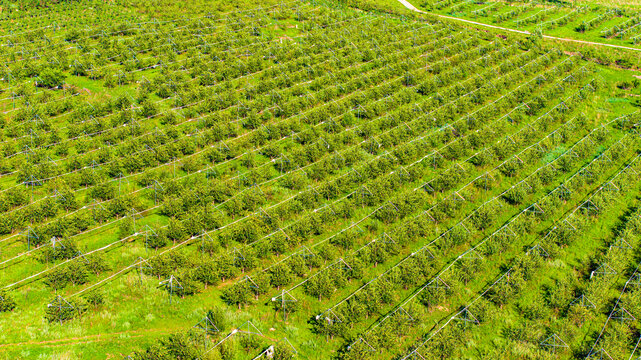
xmin=0 ymin=9 xmax=379 ymax=120
xmin=405 ymin=150 xmax=641 ymax=358
xmin=261 ymin=56 xmax=585 ymax=291
xmin=0 ymin=42 xmax=584 ymax=302
xmin=282 ymin=99 xmax=580 ymax=297
xmin=256 ymin=67 xmax=589 ymax=284
xmin=270 ymin=67 xmax=593 ymax=298
xmin=27 ymin=45 xmax=572 ymax=299
xmin=0 ymin=29 xmax=485 ymax=249
xmin=0 ymin=28 xmax=457 ymax=247
xmin=0 ymin=0 xmax=307 ymax=69
xmin=587 ymin=263 xmax=641 ymax=356
xmin=0 ymin=22 xmax=448 ymax=196
xmin=49 ymin=41 xmax=524 ymax=293
xmin=0 ymin=21 xmax=442 ymax=166
xmin=322 ymin=101 xmax=619 ymax=316
xmin=436 ymin=150 xmax=641 ymax=339
xmin=0 ymin=0 xmax=303 ymax=42
xmin=358 ymin=125 xmax=638 ymax=345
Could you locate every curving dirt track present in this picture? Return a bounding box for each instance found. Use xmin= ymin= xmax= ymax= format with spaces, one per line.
xmin=397 ymin=0 xmax=641 ymax=52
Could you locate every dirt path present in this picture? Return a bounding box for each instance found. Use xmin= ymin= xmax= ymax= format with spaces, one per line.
xmin=0 ymin=328 xmax=173 ymax=349
xmin=397 ymin=0 xmax=641 ymax=52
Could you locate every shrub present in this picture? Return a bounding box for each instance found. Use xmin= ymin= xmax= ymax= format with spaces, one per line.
xmin=37 ymin=68 xmax=66 ymax=89
xmin=44 ymin=296 xmax=86 ymax=323
xmin=0 ymin=291 xmax=16 ymax=312
xmin=83 ymin=291 xmax=104 ymax=307
xmin=133 ymin=333 xmax=199 ymax=360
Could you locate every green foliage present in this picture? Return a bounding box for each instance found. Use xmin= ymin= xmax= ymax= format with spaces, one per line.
xmin=222 ymin=281 xmax=251 ymax=308
xmin=36 ymin=68 xmax=66 ymax=89
xmin=83 ymin=291 xmax=104 ymax=308
xmin=44 ymin=261 xmax=89 ymax=289
xmin=205 ymin=307 xmax=227 ymax=331
xmin=118 ymin=216 xmax=134 ymax=239
xmin=193 ymin=260 xmax=220 ymax=287
xmin=305 ymin=271 xmax=335 ymax=301
xmin=273 ymin=343 xmax=296 ymax=359
xmin=269 ymin=263 xmax=293 ymax=288
xmin=40 ymin=239 xmax=79 ymax=262
xmin=132 ymin=333 xmax=200 ymax=360
xmin=3 ymin=0 xmax=641 ymax=358
xmin=0 ymin=291 xmax=17 ymax=312
xmin=44 ymin=296 xmax=86 ymax=323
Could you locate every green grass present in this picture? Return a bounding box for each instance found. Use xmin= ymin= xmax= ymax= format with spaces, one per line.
xmin=1 ymin=0 xmax=641 ymax=359
xmin=409 ymin=0 xmax=641 ymax=52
